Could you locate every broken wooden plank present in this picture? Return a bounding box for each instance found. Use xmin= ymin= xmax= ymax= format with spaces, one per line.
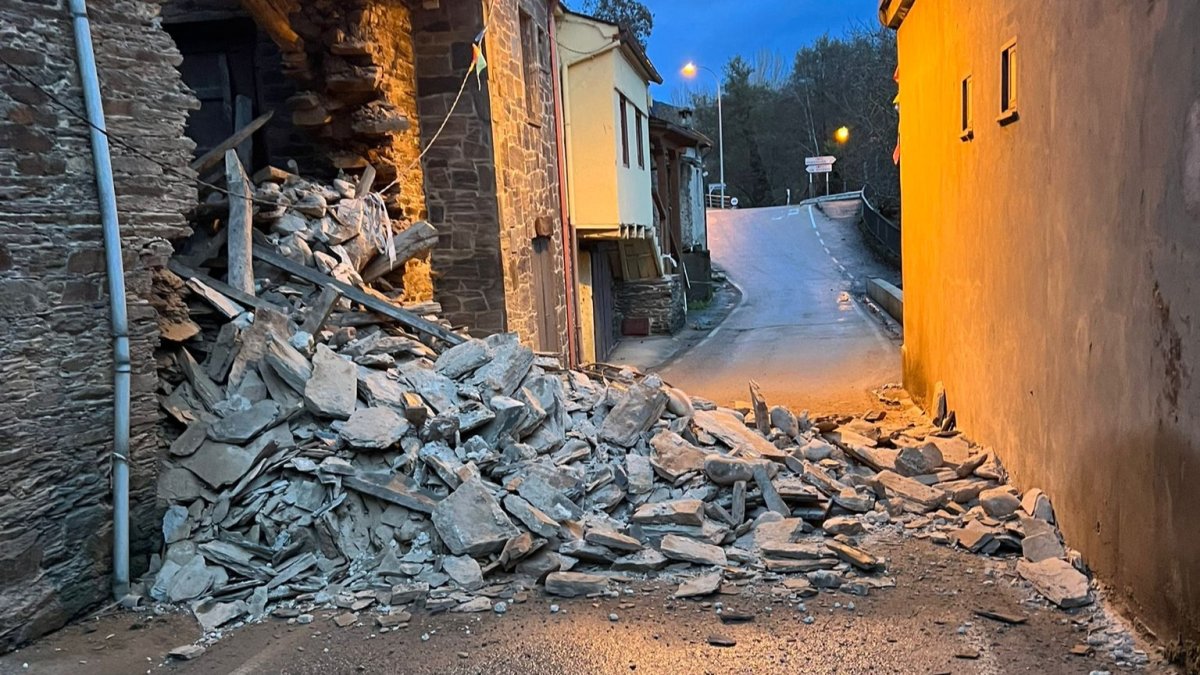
xmin=252 ymin=245 xmax=465 ymax=346
xmin=170 ymin=260 xmax=285 ymax=314
xmin=360 ymin=221 xmax=439 ymax=282
xmin=355 ymin=163 xmax=376 ymax=197
xmin=225 ymin=150 xmax=255 ymax=296
xmin=189 ymin=111 xmax=274 ymax=176
xmin=300 ymin=287 xmax=341 ymax=335
xmin=185 ymin=277 xmax=244 ymax=319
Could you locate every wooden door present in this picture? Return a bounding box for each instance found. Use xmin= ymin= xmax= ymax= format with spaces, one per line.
xmin=530 ymin=236 xmax=562 ymax=355
xmin=591 ymin=245 xmax=616 ymax=361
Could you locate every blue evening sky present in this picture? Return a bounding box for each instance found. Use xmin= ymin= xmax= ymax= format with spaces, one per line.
xmin=640 ymin=0 xmax=881 ymax=100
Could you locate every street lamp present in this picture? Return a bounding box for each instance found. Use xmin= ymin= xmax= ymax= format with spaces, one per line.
xmin=835 ymin=125 xmax=851 ymax=144
xmin=682 ymin=61 xmax=725 ymax=209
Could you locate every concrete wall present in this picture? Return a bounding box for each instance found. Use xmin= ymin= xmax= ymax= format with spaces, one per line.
xmin=895 ymin=0 xmax=1200 ymax=643
xmin=0 ymin=0 xmax=196 ymax=649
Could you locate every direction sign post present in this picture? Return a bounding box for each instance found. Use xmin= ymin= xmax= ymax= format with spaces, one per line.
xmin=805 ymin=156 xmax=836 ymax=198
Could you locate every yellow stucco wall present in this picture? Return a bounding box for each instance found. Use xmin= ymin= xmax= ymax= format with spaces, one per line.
xmin=558 ymin=13 xmax=654 ymax=231
xmin=896 ymin=0 xmax=1200 ymax=644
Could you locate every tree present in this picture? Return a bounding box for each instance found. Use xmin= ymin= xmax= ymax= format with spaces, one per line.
xmin=685 ymin=25 xmax=900 ymax=213
xmin=578 ymin=0 xmax=653 ymax=48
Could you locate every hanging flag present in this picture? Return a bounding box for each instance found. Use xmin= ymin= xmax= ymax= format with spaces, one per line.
xmin=471 ymin=42 xmax=488 ymax=88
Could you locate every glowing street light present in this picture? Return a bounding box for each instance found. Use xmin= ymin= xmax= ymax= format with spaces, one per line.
xmin=682 ymin=61 xmax=726 ymax=209
xmin=835 ymin=125 xmax=851 ymax=144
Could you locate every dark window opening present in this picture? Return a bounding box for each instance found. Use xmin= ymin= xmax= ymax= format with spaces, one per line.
xmin=619 ymin=93 xmax=630 ymax=167
xmin=635 ymin=110 xmax=645 ymax=168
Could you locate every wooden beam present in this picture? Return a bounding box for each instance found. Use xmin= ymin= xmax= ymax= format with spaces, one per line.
xmin=225 ymin=150 xmax=256 ymax=296
xmin=355 ymin=164 xmax=377 ymax=197
xmin=238 ymin=0 xmax=304 ymax=53
xmin=301 ymin=287 xmax=341 ymax=334
xmin=360 ymin=221 xmax=439 ymax=282
xmin=252 ymin=246 xmax=466 ymax=346
xmin=169 ymin=259 xmax=287 ymax=314
xmin=189 ymin=111 xmax=274 ymax=176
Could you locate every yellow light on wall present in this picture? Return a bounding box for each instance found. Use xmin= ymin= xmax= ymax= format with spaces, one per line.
xmin=835 ymin=126 xmax=851 ymax=144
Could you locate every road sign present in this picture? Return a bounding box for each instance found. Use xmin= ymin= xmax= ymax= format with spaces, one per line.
xmin=730 ymin=197 xmax=739 ymax=207
xmin=806 ymin=164 xmax=833 ymax=174
xmin=805 ymin=156 xmax=837 ymax=167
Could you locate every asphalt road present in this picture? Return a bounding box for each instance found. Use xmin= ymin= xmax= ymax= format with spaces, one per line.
xmin=661 ymin=203 xmax=900 ymax=415
xmin=0 ymin=531 xmax=1141 ymax=675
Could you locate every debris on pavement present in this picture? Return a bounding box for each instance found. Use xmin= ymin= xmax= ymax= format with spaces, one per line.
xmin=143 ymin=168 xmax=1097 ymax=658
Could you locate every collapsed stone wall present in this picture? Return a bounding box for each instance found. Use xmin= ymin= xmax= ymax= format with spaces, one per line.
xmin=615 ymin=275 xmax=686 ymax=335
xmin=0 ymin=0 xmax=197 ymax=651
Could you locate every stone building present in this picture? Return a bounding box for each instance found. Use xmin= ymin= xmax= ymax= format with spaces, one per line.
xmin=0 ymin=0 xmax=570 ymax=650
xmin=649 ymin=101 xmax=712 ymax=303
xmin=555 ymin=9 xmax=686 ymax=361
xmin=164 ymin=0 xmax=570 ymax=356
xmin=882 ymin=0 xmax=1200 ymax=646
xmin=0 ymin=0 xmax=197 ymax=649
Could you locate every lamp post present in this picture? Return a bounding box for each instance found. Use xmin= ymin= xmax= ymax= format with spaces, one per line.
xmin=682 ymin=61 xmax=725 ymax=209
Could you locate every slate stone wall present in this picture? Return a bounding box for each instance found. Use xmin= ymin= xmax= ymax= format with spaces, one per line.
xmin=0 ymin=0 xmax=197 ymax=650
xmin=412 ymin=1 xmax=507 ymax=336
xmin=413 ymin=0 xmax=568 ymax=356
xmin=615 ymin=275 xmax=685 ymax=335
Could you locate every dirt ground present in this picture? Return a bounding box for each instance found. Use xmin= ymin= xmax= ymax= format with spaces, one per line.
xmin=1 ymin=530 xmax=1172 ymax=675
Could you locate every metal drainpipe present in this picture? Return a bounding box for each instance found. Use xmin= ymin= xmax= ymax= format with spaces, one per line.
xmin=70 ymin=0 xmax=132 ymax=599
xmin=548 ymin=3 xmax=578 ymax=366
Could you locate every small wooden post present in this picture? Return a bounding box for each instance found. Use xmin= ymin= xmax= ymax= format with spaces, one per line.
xmin=225 ymin=149 xmax=255 ymax=296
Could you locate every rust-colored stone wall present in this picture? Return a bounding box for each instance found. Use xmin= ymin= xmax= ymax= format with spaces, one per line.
xmin=0 ymin=0 xmax=197 ymax=650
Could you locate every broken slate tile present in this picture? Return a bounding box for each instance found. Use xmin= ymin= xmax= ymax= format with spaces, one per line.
xmin=584 ymin=527 xmax=642 ymax=552
xmin=340 ymin=407 xmax=410 ymax=450
xmin=544 ymin=571 xmax=611 ymax=597
xmin=207 ymin=400 xmax=279 ymax=444
xmin=611 ymin=548 xmax=668 ymax=572
xmin=693 ymin=409 xmax=787 ymax=462
xmin=649 ymin=430 xmax=708 ymax=481
xmin=869 ymin=470 xmax=946 ymax=513
xmin=625 ymin=453 xmax=654 ymax=495
xmin=979 ymin=487 xmax=1021 ymax=519
xmin=599 ymin=376 xmax=669 ymax=447
xmin=169 ymin=421 xmax=209 ymax=457
xmin=631 ymin=499 xmax=705 ymax=526
xmin=180 ymin=441 xmax=259 ymax=490
xmin=502 ymin=494 xmax=560 ymax=538
xmin=1017 ymin=558 xmax=1093 ymax=608
xmin=304 ymin=344 xmax=356 ymax=419
xmin=432 ymin=478 xmax=520 ymax=556
xmin=660 ymin=534 xmax=728 ymax=566
xmin=672 ymin=570 xmax=722 ymax=599
xmin=343 ymin=471 xmax=440 ymax=513
xmin=470 ymin=334 xmax=534 ymax=397
xmin=192 ymin=599 xmax=247 ymax=633
xmin=442 ymin=555 xmax=484 ymax=591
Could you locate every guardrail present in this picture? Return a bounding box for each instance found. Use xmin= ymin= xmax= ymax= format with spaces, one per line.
xmin=859 ymin=184 xmax=901 ymax=264
xmin=704 ymin=194 xmax=734 ymax=209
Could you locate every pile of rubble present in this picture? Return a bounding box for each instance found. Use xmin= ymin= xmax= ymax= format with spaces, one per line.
xmin=149 ymin=169 xmax=1093 ymax=639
